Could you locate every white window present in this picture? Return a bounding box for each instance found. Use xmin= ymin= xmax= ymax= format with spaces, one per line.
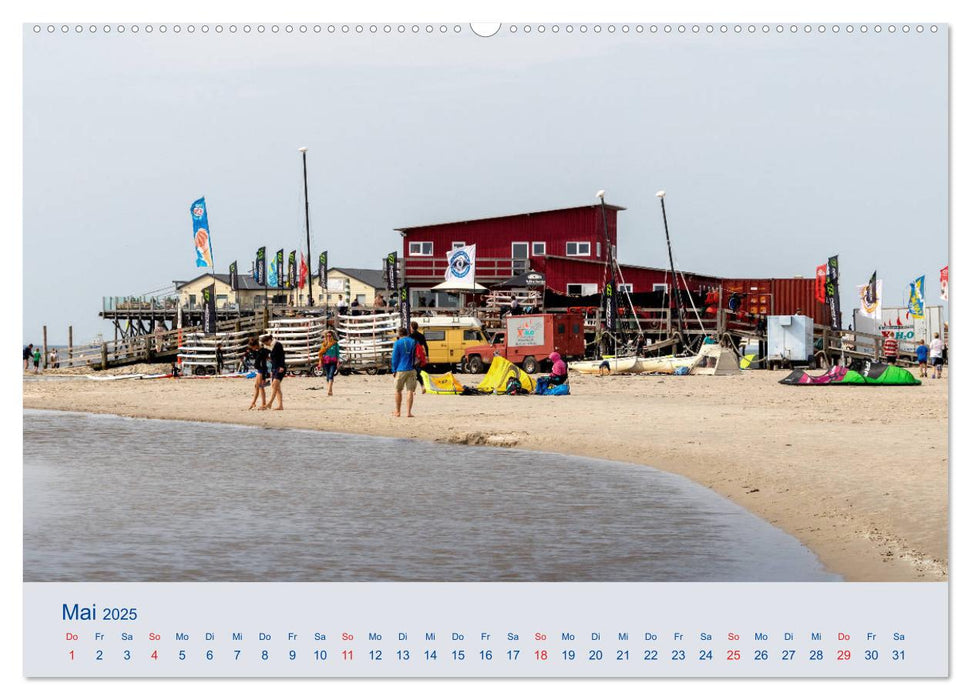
xmin=653 ymin=283 xmax=669 ymax=293
xmin=532 ymin=241 xmax=546 ymax=256
xmin=451 ymin=241 xmax=466 ymax=251
xmin=566 ymin=283 xmax=598 ymax=296
xmin=597 ymin=242 xmax=601 ymax=258
xmin=566 ymin=241 xmax=591 ymax=256
xmin=356 ymin=294 xmax=367 ymax=305
xmin=618 ymin=283 xmax=633 ymax=293
xmin=409 ymin=241 xmax=433 ymax=256
xmin=511 ymin=242 xmax=529 ymax=274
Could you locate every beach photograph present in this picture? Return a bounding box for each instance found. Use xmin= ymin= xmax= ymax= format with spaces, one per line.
xmin=22 ymin=22 xmax=948 ymax=584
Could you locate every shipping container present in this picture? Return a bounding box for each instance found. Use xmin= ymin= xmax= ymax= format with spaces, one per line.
xmin=721 ymin=278 xmax=832 ymax=327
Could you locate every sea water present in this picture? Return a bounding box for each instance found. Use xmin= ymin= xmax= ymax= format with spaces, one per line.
xmin=23 ymin=410 xmax=839 ymax=582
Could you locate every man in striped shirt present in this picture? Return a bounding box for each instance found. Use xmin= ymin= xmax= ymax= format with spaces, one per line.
xmin=882 ymin=335 xmax=899 ymax=365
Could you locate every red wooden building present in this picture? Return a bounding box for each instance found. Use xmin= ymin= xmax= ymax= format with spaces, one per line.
xmin=397 ymin=204 xmax=622 ymax=296
xmin=396 ymin=203 xmax=827 ymax=323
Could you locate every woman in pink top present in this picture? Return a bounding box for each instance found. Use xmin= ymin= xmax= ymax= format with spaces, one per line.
xmin=548 ymin=352 xmax=568 ymax=386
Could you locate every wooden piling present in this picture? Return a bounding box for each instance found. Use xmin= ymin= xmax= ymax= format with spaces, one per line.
xmin=68 ymin=326 xmax=73 ymax=362
xmin=42 ymin=326 xmax=48 ymax=370
xmin=100 ymin=343 xmax=108 ymax=370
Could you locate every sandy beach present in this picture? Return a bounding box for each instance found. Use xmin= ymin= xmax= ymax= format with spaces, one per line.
xmin=22 ymin=367 xmax=947 ymax=582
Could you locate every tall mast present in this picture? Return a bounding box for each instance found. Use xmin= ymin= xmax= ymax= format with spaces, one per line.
xmin=299 ymin=147 xmax=314 ymax=306
xmin=656 ymin=190 xmax=685 ymax=338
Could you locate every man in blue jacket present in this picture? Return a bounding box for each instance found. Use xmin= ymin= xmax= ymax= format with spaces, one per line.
xmin=390 ymin=327 xmax=418 ymax=418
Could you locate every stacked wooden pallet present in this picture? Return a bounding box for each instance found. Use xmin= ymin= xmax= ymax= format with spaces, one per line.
xmin=177 ymin=330 xmax=250 ymax=375
xmin=268 ymin=317 xmax=326 ymax=372
xmin=336 ymin=311 xmax=397 ymax=372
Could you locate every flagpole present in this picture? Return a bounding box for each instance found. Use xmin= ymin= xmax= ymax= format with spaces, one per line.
xmin=299 ymin=147 xmax=314 ymax=307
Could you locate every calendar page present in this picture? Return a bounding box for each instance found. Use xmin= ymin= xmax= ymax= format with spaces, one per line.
xmin=19 ymin=0 xmax=951 ymax=685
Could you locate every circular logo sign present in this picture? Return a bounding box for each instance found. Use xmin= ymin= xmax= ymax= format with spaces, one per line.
xmin=449 ymin=250 xmax=471 ymax=278
xmin=192 ymin=205 xmax=205 ymax=219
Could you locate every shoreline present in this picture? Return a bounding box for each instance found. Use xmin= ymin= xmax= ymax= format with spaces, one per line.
xmin=22 ymin=370 xmax=948 ymax=582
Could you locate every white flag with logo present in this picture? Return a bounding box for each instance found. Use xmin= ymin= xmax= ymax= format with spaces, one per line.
xmin=445 ymin=244 xmax=476 ymax=283
xmin=856 ymin=279 xmax=883 ymax=319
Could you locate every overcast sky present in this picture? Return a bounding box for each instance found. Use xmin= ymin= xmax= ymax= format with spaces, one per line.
xmin=23 ymin=24 xmax=947 ymax=344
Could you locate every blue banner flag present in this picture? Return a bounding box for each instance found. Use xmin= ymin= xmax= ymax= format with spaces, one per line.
xmin=190 ymin=197 xmax=214 ymax=268
xmin=268 ymin=255 xmax=279 ymax=288
xmin=908 ymin=275 xmax=926 ymax=319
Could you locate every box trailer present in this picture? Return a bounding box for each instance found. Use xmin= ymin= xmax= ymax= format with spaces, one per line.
xmin=463 ymin=313 xmax=585 ymax=374
xmin=853 ymin=305 xmax=946 ymax=355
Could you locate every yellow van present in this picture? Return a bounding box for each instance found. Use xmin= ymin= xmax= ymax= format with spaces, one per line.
xmin=414 ymin=316 xmax=490 ymax=368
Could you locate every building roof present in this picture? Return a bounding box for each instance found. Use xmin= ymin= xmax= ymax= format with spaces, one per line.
xmin=395 ymin=203 xmax=627 ymax=233
xmin=330 ymin=267 xmax=388 ymax=291
xmin=539 ymin=254 xmax=718 ymax=281
xmin=174 ymin=272 xmax=265 ymax=290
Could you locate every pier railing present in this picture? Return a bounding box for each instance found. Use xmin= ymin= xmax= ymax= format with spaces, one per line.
xmin=51 ymin=315 xmax=266 ymax=371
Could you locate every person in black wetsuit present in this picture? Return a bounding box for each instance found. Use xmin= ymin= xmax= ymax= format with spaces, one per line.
xmin=261 ymin=333 xmax=286 ymax=410
xmin=247 ymin=336 xmax=269 ymax=410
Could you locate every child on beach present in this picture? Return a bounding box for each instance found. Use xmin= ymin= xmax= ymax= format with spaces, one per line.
xmin=32 ymin=347 xmax=41 ymax=373
xmin=317 ymin=330 xmax=340 ymax=396
xmin=916 ymin=339 xmax=929 ymax=378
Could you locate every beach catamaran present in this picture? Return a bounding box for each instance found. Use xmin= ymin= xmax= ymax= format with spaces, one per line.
xmin=569 ymin=190 xmax=718 ymax=375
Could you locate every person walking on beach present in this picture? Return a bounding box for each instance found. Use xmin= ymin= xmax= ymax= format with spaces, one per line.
xmin=23 ymin=343 xmax=33 ymax=372
xmin=391 ymin=327 xmax=418 ymax=418
xmin=247 ymin=337 xmax=269 ymax=410
xmin=262 ymin=333 xmax=286 ymax=410
xmin=317 ymin=329 xmax=341 ymax=396
xmin=337 ymin=294 xmax=349 ymax=316
xmin=916 ymin=339 xmax=929 ymax=378
xmin=215 ymin=342 xmax=224 ymax=375
xmin=32 ymin=346 xmax=41 ymax=373
xmin=409 ymin=320 xmax=429 ymax=395
xmin=48 ymin=348 xmax=59 ymax=369
xmin=929 ymin=332 xmax=945 ymax=379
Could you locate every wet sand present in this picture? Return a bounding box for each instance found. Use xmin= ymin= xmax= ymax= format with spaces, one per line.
xmin=22 ymin=367 xmax=948 ymax=581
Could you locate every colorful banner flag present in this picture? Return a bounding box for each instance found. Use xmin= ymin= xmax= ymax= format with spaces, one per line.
xmin=202 ymin=283 xmax=217 ymax=334
xmin=814 ymin=264 xmax=828 ymax=304
xmin=444 ymin=244 xmax=476 ymax=283
xmin=229 ymin=260 xmax=238 ymax=291
xmin=826 ymin=255 xmax=841 ymax=330
xmin=319 ymin=251 xmax=328 ymax=297
xmin=908 ymin=275 xmax=925 ymax=319
xmin=857 ymin=272 xmax=882 ymax=319
xmin=287 ymin=250 xmax=297 ymax=290
xmin=940 ymin=265 xmax=949 ymax=300
xmin=275 ymin=250 xmax=284 ymax=288
xmin=298 ymin=253 xmax=308 ymax=289
xmin=387 ymin=251 xmax=399 ymax=291
xmin=190 ymin=197 xmax=214 ymax=268
xmin=268 ymin=253 xmax=279 ymax=288
xmin=255 ymin=247 xmax=266 ymax=286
